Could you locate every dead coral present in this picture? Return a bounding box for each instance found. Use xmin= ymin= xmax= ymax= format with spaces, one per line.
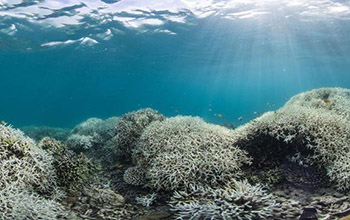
xmin=233 ymin=88 xmax=350 ymax=190
xmin=170 ymin=180 xmax=280 ymax=220
xmin=113 ymin=108 xmax=165 ymax=160
xmin=39 ymin=137 xmax=93 ymax=191
xmin=128 ymin=116 xmax=251 ymax=191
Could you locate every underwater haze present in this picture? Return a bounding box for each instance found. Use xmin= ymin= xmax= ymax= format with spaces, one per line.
xmin=1 ymin=0 xmax=350 ymax=127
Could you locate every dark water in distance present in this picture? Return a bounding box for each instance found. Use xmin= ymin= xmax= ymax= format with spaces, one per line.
xmin=1 ymin=0 xmax=350 ymax=128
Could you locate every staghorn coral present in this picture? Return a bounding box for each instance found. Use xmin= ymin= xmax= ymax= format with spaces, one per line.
xmin=71 ymin=118 xmax=103 ymax=136
xmin=0 ymin=125 xmax=76 ymax=219
xmin=66 ymin=118 xmax=104 ymax=152
xmin=66 ymin=117 xmax=119 ymax=164
xmin=136 ymin=193 xmax=157 ymax=207
xmin=0 ymin=124 xmax=56 ymax=194
xmin=127 ymin=116 xmax=251 ymax=191
xmin=284 ymin=87 xmax=350 ymax=119
xmin=113 ymin=108 xmax=165 ymax=160
xmin=170 ymin=180 xmax=280 ymax=220
xmin=232 ymin=88 xmax=350 ymax=190
xmin=39 ymin=137 xmax=93 ymax=191
xmin=0 ymin=186 xmax=74 ymax=220
xmin=66 ymin=133 xmax=97 ymax=152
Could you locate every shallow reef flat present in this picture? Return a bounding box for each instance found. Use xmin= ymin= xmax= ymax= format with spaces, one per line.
xmin=1 ymin=87 xmax=350 ymax=219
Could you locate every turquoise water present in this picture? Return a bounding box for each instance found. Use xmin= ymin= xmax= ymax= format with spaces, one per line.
xmin=1 ymin=0 xmax=350 ymax=128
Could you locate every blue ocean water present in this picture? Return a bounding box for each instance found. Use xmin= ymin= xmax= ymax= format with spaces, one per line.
xmin=1 ymin=0 xmax=350 ymax=128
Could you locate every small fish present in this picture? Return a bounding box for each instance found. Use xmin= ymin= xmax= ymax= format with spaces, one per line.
xmin=1 ymin=120 xmax=7 ymax=125
xmin=174 ymin=109 xmax=179 ymax=113
xmin=217 ymin=113 xmax=223 ymax=118
xmin=208 ymin=108 xmax=212 ymax=112
xmin=323 ymin=99 xmax=331 ymax=104
xmin=238 ymin=116 xmax=243 ymax=121
xmin=253 ymin=111 xmax=258 ymax=115
xmin=116 ymin=164 xmax=124 ymax=169
xmin=266 ymin=102 xmax=270 ymax=106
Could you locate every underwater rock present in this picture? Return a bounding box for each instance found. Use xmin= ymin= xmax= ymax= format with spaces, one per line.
xmin=233 ymin=87 xmax=350 ymax=190
xmin=20 ymin=125 xmax=71 ymax=142
xmin=113 ymin=108 xmax=165 ymax=161
xmin=127 ymin=116 xmax=251 ymax=191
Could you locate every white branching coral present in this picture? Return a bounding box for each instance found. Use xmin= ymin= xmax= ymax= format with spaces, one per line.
xmin=0 ymin=124 xmax=56 ymax=193
xmin=136 ymin=193 xmax=157 ymax=207
xmin=170 ymin=180 xmax=279 ymax=220
xmin=233 ymin=88 xmax=350 ymax=190
xmin=0 ymin=186 xmax=73 ymax=220
xmin=0 ymin=125 xmax=74 ymax=219
xmin=128 ymin=116 xmax=251 ymax=191
xmin=113 ymin=108 xmax=165 ymax=159
xmin=66 ymin=117 xmax=119 ymax=156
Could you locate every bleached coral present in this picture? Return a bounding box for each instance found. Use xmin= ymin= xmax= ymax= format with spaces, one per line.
xmin=170 ymin=180 xmax=279 ymax=220
xmin=0 ymin=186 xmax=73 ymax=220
xmin=66 ymin=117 xmax=119 ymax=154
xmin=136 ymin=193 xmax=157 ymax=207
xmin=123 ymin=166 xmax=147 ymax=186
xmin=66 ymin=133 xmax=97 ymax=151
xmin=0 ymin=125 xmax=75 ymax=219
xmin=71 ymin=118 xmax=103 ymax=136
xmin=284 ymin=87 xmax=350 ymax=119
xmin=128 ymin=116 xmax=251 ymax=191
xmin=0 ymin=124 xmax=56 ymax=194
xmin=233 ymin=88 xmax=350 ymax=190
xmin=39 ymin=137 xmax=93 ymax=191
xmin=113 ymin=108 xmax=165 ymax=160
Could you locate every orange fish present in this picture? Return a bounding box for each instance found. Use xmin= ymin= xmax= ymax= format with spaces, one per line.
xmin=217 ymin=113 xmax=223 ymax=118
xmin=116 ymin=164 xmax=124 ymax=169
xmin=1 ymin=120 xmax=7 ymax=125
xmin=323 ymin=99 xmax=331 ymax=104
xmin=174 ymin=109 xmax=179 ymax=113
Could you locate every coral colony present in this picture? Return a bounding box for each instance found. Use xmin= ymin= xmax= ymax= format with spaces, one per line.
xmin=1 ymin=88 xmax=350 ymax=219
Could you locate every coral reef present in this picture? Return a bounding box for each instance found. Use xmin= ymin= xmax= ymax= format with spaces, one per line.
xmin=123 ymin=165 xmax=147 ymax=186
xmin=170 ymin=180 xmax=279 ymax=220
xmin=0 ymin=125 xmax=74 ymax=219
xmin=0 ymin=124 xmax=56 ymax=194
xmin=136 ymin=193 xmax=157 ymax=207
xmin=0 ymin=186 xmax=74 ymax=220
xmin=233 ymin=88 xmax=350 ymax=190
xmin=65 ymin=184 xmax=127 ymax=219
xmin=127 ymin=116 xmax=251 ymax=191
xmin=39 ymin=137 xmax=93 ymax=191
xmin=113 ymin=108 xmax=165 ymax=160
xmin=66 ymin=117 xmax=119 ymax=164
xmin=66 ymin=118 xmax=103 ymax=152
xmin=20 ymin=125 xmax=71 ymax=142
